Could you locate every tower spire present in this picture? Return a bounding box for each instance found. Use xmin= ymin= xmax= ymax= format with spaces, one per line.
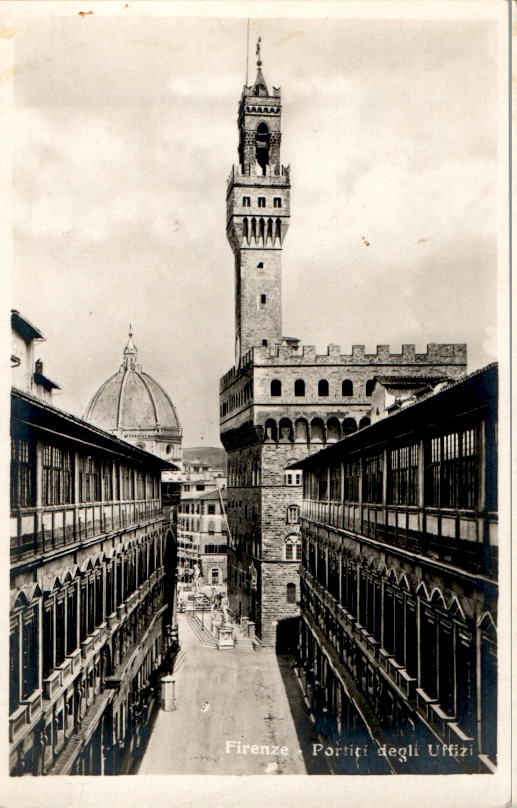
xmin=252 ymin=36 xmax=268 ymax=95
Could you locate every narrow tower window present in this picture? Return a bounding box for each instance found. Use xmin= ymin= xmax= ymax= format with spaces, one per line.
xmin=257 ymin=261 xmax=264 ymax=268
xmin=365 ymin=379 xmax=376 ymax=396
xmin=260 ymin=294 xmax=267 ymax=306
xmin=243 ymin=196 xmax=251 ymax=207
xmin=273 ymin=198 xmax=282 ymax=208
xmin=258 ymin=197 xmax=266 ymax=208
xmin=286 ymin=583 xmax=297 ymax=603
xmin=294 ymin=379 xmax=305 ymax=397
xmin=275 ymin=218 xmax=281 ymax=241
xmin=342 ymin=379 xmax=353 ymax=396
xmin=271 ymin=379 xmax=282 ymax=397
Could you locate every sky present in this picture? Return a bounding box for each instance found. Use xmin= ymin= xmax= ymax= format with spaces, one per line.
xmin=8 ymin=4 xmax=502 ymax=448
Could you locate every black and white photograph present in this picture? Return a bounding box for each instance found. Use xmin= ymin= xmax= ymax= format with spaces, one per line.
xmin=2 ymin=1 xmax=511 ymax=806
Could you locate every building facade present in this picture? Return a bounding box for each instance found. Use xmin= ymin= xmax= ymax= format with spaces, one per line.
xmin=292 ymin=364 xmax=497 ymax=774
xmin=84 ymin=329 xmax=182 ymax=464
xmin=10 ymin=352 xmax=179 ymax=774
xmin=177 ymin=488 xmax=228 ymax=585
xmin=219 ymin=48 xmax=468 ymax=648
xmin=11 ymin=309 xmax=60 ymax=401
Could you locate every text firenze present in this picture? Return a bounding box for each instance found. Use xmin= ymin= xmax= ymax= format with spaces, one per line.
xmin=225 ymin=740 xmax=290 ymax=756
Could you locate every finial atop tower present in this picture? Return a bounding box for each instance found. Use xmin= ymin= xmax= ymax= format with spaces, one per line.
xmin=123 ymin=325 xmax=138 ymax=369
xmin=252 ymin=37 xmax=268 ymax=96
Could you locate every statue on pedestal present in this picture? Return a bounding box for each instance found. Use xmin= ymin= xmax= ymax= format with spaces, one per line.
xmin=193 ymin=562 xmax=201 ymax=593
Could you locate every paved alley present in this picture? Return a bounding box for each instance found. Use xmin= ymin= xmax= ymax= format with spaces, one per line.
xmin=138 ymin=614 xmax=326 ymax=775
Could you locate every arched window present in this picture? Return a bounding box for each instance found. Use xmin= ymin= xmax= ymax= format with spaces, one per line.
xmin=365 ymin=379 xmax=376 ymax=396
xmin=243 ymin=218 xmax=249 ymax=240
xmin=275 ymin=218 xmax=281 ymax=241
xmin=287 ymin=505 xmax=300 ymax=524
xmin=286 ymin=582 xmax=297 ymax=602
xmin=359 ymin=416 xmax=371 ymax=429
xmin=270 ymin=379 xmax=281 ymax=396
xmin=251 ymin=217 xmax=257 ymax=239
xmin=318 ymin=379 xmax=329 ymax=397
xmin=267 ymin=218 xmax=273 ymax=241
xmin=285 ymin=538 xmax=301 ymax=561
xmin=259 ymin=218 xmax=265 ymax=240
xmin=342 ymin=379 xmax=353 ymax=396
xmin=294 ymin=379 xmax=305 ymax=397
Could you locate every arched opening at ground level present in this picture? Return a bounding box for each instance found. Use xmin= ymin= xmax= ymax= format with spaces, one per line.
xmin=275 ymin=616 xmax=300 ymax=655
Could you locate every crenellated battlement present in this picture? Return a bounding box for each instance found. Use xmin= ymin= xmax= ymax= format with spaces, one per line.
xmin=254 ymin=341 xmax=467 ymax=364
xmin=220 ymin=342 xmax=467 ymax=392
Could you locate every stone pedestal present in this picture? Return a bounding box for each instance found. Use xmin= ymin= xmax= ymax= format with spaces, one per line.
xmin=217 ymin=624 xmax=235 ymax=650
xmin=161 ymin=675 xmax=176 ymax=711
xmin=247 ymin=621 xmax=256 ymax=640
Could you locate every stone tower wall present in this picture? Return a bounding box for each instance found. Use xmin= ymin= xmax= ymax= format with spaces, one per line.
xmin=235 ymin=249 xmax=283 ymax=358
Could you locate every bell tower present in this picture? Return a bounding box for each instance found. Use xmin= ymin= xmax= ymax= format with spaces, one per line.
xmin=226 ymin=40 xmax=290 ymax=365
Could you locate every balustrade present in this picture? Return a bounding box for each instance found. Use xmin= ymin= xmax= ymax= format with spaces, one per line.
xmin=11 ymin=499 xmax=162 ymax=562
xmin=302 ymin=499 xmax=493 ymax=575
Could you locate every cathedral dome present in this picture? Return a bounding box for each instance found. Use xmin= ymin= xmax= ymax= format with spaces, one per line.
xmin=84 ymin=329 xmax=182 ymax=461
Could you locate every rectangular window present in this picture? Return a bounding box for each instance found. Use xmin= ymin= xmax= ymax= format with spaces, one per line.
xmin=79 ymin=455 xmax=101 ymax=503
xmin=66 ymin=587 xmax=77 ymax=655
xmin=43 ymin=600 xmax=54 ymax=679
xmin=11 ymin=438 xmax=35 ymax=509
xmin=285 ymin=471 xmax=302 ymax=486
xmin=426 ymin=427 xmax=478 ymax=508
xmin=113 ymin=464 xmax=120 ymax=500
xmin=121 ymin=465 xmax=133 ymax=500
xmin=318 ymin=469 xmax=328 ymax=501
xmin=135 ymin=470 xmax=145 ymax=499
xmin=9 ymin=619 xmax=20 ymax=714
xmin=103 ymin=462 xmax=113 ymax=501
xmin=260 ymin=294 xmax=267 ymax=305
xmin=55 ymin=598 xmax=65 ymax=666
xmin=388 ymin=443 xmax=419 ymax=505
xmin=330 ymin=463 xmax=342 ymax=501
xmin=363 ymin=453 xmax=384 ymax=504
xmin=207 ymin=504 xmax=216 ymax=514
xmin=273 ymin=197 xmax=282 ymax=208
xmin=242 ymin=196 xmax=251 ymax=207
xmin=258 ymin=197 xmax=266 ymax=207
xmin=42 ymin=444 xmax=74 ymax=506
xmin=21 ymin=607 xmax=39 ymax=700
xmin=344 ymin=460 xmax=360 ymax=502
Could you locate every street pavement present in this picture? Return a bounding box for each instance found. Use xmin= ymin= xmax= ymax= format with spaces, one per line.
xmin=138 ymin=614 xmax=327 ymax=775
